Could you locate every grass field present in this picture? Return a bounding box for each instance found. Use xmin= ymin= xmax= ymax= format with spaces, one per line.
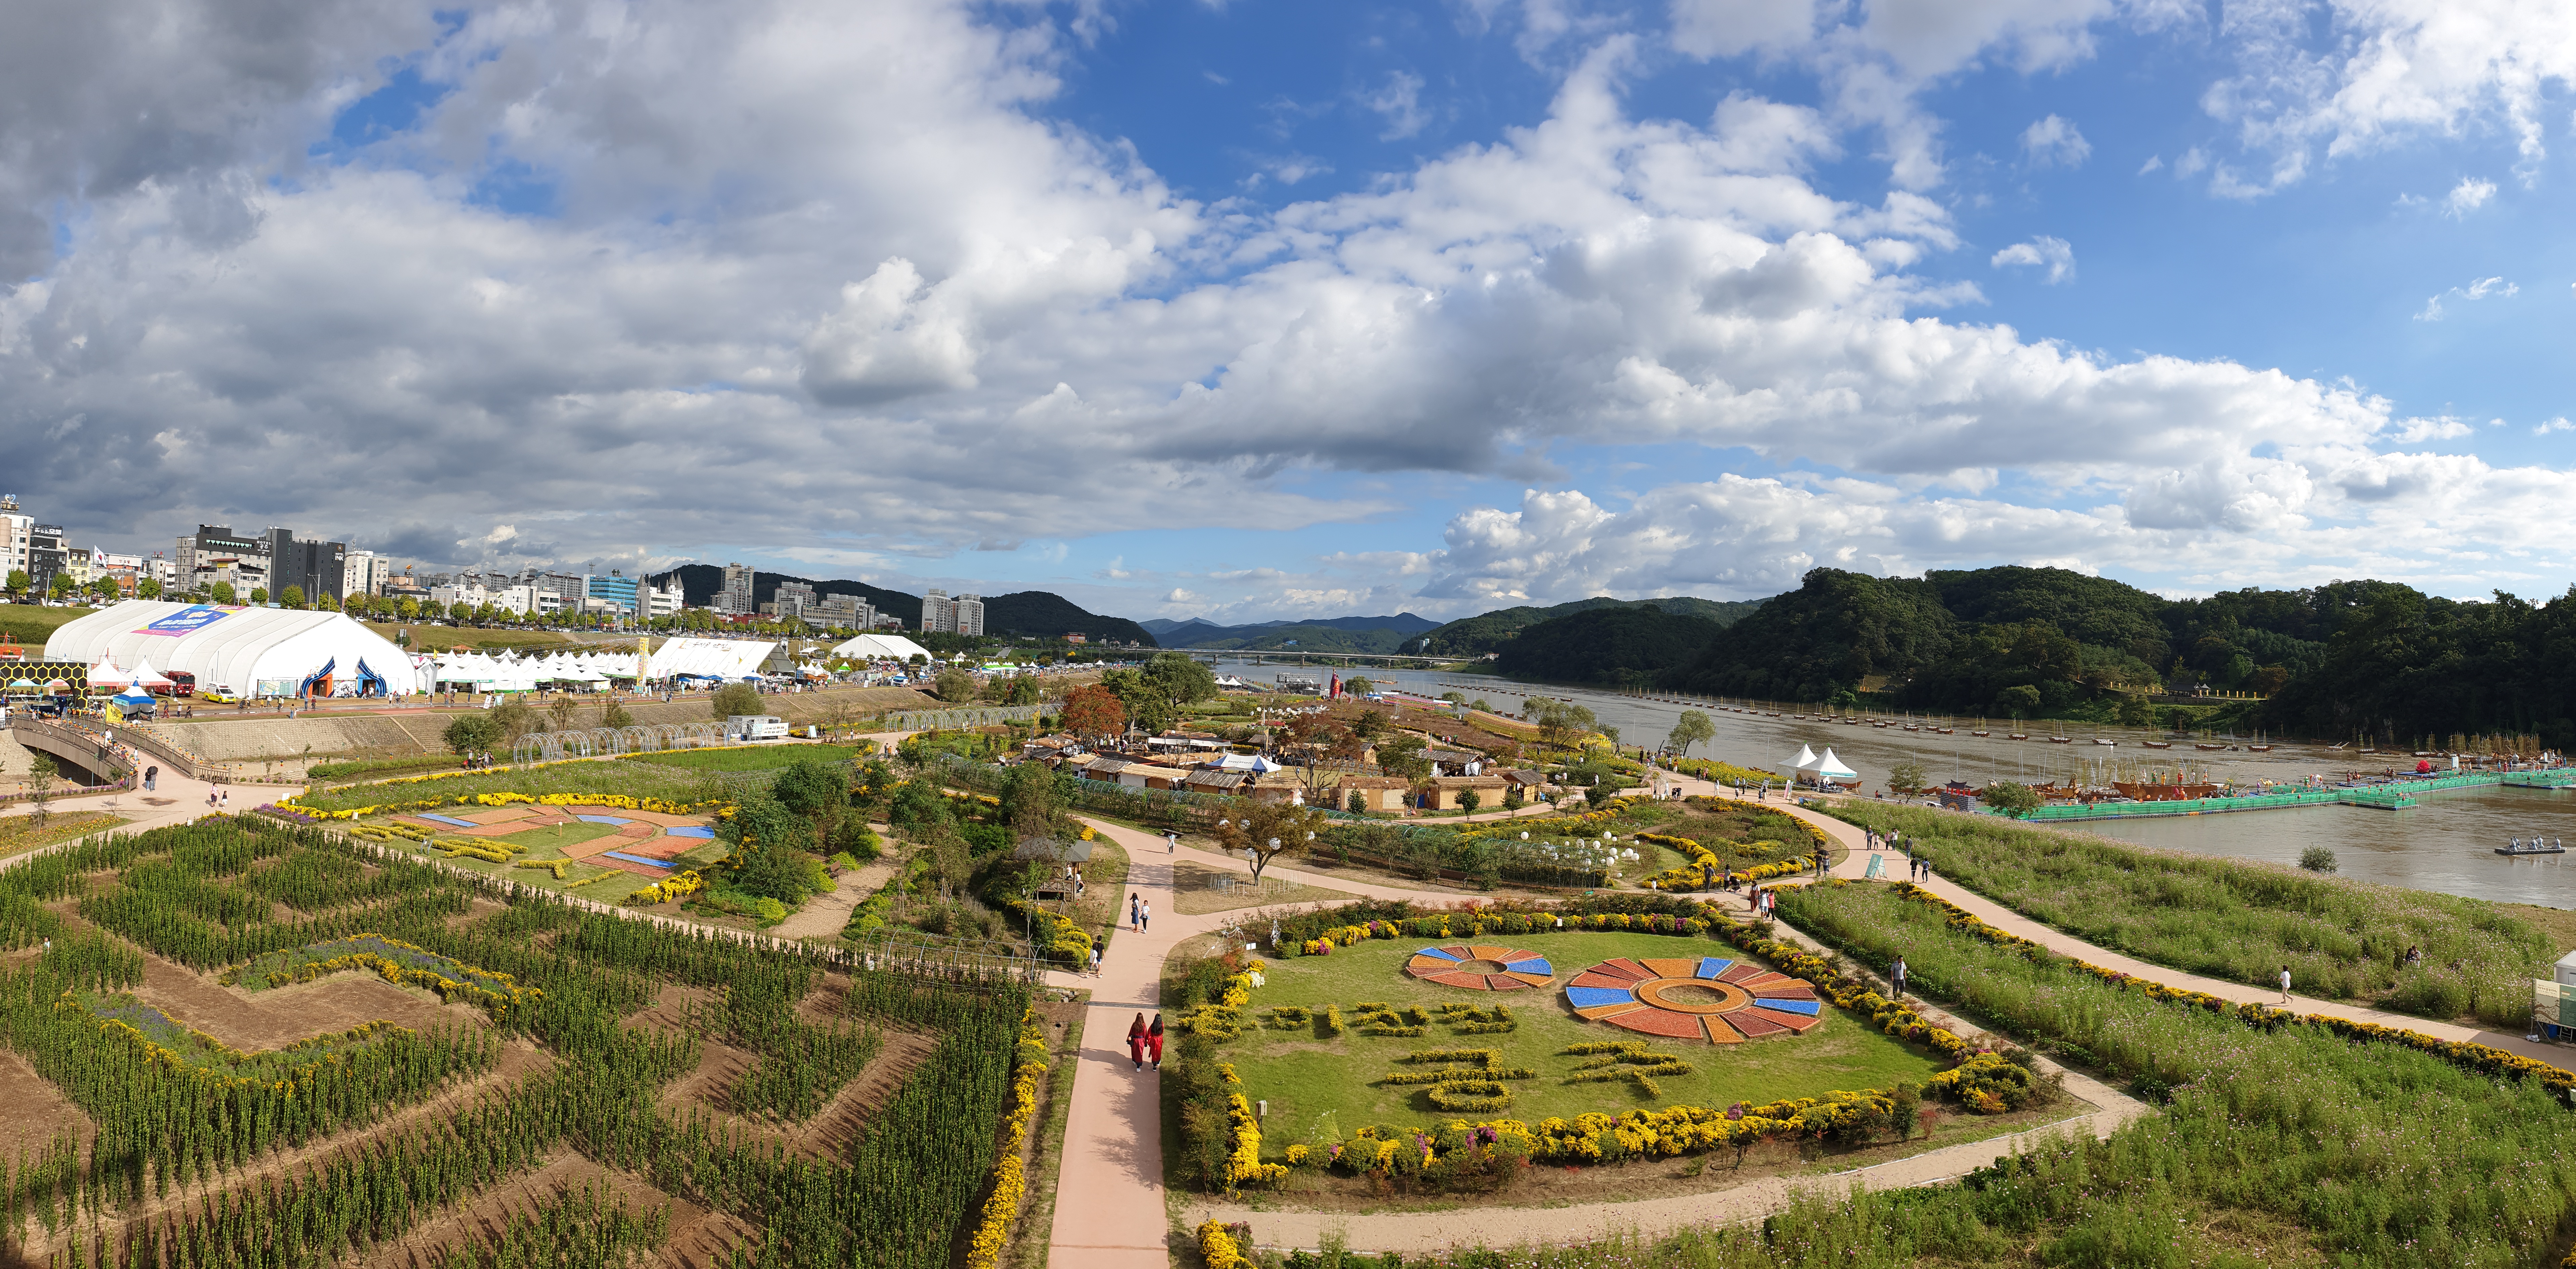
xmin=1218 ymin=931 xmax=1943 ymax=1149
xmin=1829 ymin=803 xmax=2548 ymax=1027
xmin=295 ymin=761 xmax=719 ymax=813
xmin=494 ymin=822 xmax=622 ymax=853
xmin=0 ymin=602 xmax=97 ymax=649
xmin=628 ymin=744 xmax=869 ymax=771
xmin=359 ymin=622 xmax=582 ymax=653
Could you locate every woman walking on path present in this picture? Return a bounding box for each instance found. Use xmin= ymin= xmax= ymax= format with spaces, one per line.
xmin=2280 ymin=965 xmax=2293 ymax=1004
xmin=1127 ymin=1014 xmax=1147 ymax=1070
xmin=1147 ymin=1015 xmax=1165 ymax=1071
xmin=1130 ymin=893 xmax=1140 ymax=932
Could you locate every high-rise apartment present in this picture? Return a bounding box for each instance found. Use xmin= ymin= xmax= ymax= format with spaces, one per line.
xmin=921 ymin=588 xmax=985 ymax=637
xmin=718 ymin=562 xmax=757 ymax=615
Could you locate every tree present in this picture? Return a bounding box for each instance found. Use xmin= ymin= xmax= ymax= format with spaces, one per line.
xmin=2 ymin=569 xmax=26 ymax=599
xmin=1343 ymin=676 xmax=1375 ymax=696
xmin=1458 ymin=788 xmax=1482 ymax=814
xmin=1059 ymin=684 xmax=1127 ymax=738
xmin=442 ymin=713 xmax=502 ymax=757
xmin=1666 ymin=710 xmax=1715 ymax=756
xmin=1978 ymin=781 xmax=2042 ymax=818
xmin=547 ymin=696 xmax=578 ymax=733
xmin=249 ymin=587 xmax=268 ymax=605
xmin=720 ymin=794 xmax=816 ymax=903
xmin=1995 ymin=685 xmax=2042 ymax=717
xmin=25 ymin=753 xmax=57 ymax=826
xmin=396 ymin=597 xmax=419 ymax=621
xmin=137 ymin=576 xmax=161 ymax=600
xmin=1532 ymin=700 xmax=1597 ymax=751
xmin=447 ymin=602 xmax=471 ymax=623
xmin=772 ymin=757 xmax=851 ymax=848
xmin=50 ymin=573 xmax=78 ymax=602
xmin=889 ymin=780 xmax=953 ymax=832
xmin=1002 ymin=674 xmax=1041 ymax=706
xmin=1215 ymin=797 xmax=1328 ymax=883
xmin=489 ymin=700 xmax=536 ymax=745
xmin=211 ymin=581 xmax=237 ymax=605
xmin=711 ymin=681 xmax=762 ymax=719
xmin=601 ymin=699 xmax=633 ymax=729
xmin=1887 ymin=762 xmax=1927 ymax=794
xmin=1376 ymin=733 xmax=1431 ymax=779
xmin=934 ymin=668 xmax=978 ymax=703
xmin=281 ymin=585 xmax=305 ymax=609
xmin=1347 ymin=789 xmax=1367 ymax=814
xmin=2115 ymin=694 xmax=2152 ymax=727
xmin=1000 ymin=761 xmax=1065 ymax=839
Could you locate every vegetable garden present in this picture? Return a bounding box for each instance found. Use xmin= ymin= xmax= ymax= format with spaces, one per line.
xmin=0 ymin=814 xmax=1042 ymax=1269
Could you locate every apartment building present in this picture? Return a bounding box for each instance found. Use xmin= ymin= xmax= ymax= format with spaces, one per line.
xmin=920 ymin=588 xmax=985 ymax=637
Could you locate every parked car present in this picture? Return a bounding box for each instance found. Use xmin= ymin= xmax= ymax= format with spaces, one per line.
xmin=199 ymin=685 xmax=240 ymax=703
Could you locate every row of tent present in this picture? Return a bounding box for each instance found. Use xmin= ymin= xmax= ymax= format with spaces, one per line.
xmin=1784 ymin=744 xmax=1861 ymax=784
xmin=426 ymin=637 xmax=781 ymax=690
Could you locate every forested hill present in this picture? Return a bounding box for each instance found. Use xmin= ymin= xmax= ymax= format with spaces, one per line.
xmin=1408 ymin=595 xmax=1767 ymax=657
xmin=650 ymin=564 xmax=1156 ymax=645
xmin=1490 ymin=605 xmax=1730 ymax=685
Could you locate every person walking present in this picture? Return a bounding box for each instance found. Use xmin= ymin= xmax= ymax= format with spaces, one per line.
xmin=1139 ymin=899 xmax=1150 ymax=933
xmin=1127 ymin=1014 xmax=1146 ymax=1070
xmin=1890 ymin=954 xmax=1908 ymax=1001
xmin=1129 ymin=893 xmax=1140 ymax=933
xmin=1165 ymin=830 xmax=1178 ymax=854
xmin=1147 ymin=1014 xmax=1165 ymax=1070
xmin=2279 ymin=965 xmax=2293 ymax=1004
xmin=1087 ymin=944 xmax=1101 ymax=977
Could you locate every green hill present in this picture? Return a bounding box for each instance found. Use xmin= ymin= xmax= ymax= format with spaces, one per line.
xmin=1491 ymin=605 xmax=1728 ymax=685
xmin=1408 ymin=595 xmax=1766 ymax=657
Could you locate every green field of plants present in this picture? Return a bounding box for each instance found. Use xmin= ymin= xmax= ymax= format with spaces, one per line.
xmin=0 ymin=815 xmax=1036 ymax=1269
xmin=1829 ymin=803 xmax=2548 ymax=1026
xmin=290 ymin=760 xmax=721 ymax=813
xmin=628 ymin=744 xmax=871 ymax=771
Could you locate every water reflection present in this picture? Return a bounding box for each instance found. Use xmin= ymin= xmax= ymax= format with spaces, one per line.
xmin=1218 ymin=661 xmax=2576 ymax=910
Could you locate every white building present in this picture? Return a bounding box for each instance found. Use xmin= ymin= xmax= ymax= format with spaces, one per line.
xmin=0 ymin=495 xmax=27 ymax=580
xmin=429 ymin=583 xmax=487 ymax=610
xmin=921 ymin=588 xmax=985 ymax=636
xmin=344 ymin=550 xmax=393 ymax=598
xmin=647 ymin=583 xmax=684 ymax=618
xmin=718 ymin=562 xmax=756 ymax=615
xmin=490 ymin=584 xmax=541 ymax=616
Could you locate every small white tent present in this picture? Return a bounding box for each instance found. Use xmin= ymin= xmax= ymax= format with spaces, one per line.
xmin=1802 ymin=747 xmax=1859 ymax=785
xmin=829 ymin=632 xmax=932 ymax=662
xmin=1785 ymin=744 xmax=1818 ymax=772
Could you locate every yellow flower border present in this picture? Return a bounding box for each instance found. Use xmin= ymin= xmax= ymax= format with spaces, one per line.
xmin=964 ymin=1008 xmax=1050 ymax=1269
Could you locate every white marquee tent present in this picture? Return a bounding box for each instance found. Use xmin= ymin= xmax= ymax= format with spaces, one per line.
xmin=646 ymin=637 xmax=777 ymax=680
xmin=828 ymin=632 xmax=932 ymax=662
xmin=46 ymin=601 xmax=426 ymax=697
xmin=1798 ymin=746 xmax=1860 ymax=785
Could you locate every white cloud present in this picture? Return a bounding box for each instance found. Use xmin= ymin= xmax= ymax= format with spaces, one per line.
xmin=2444 ymin=176 xmax=2498 ymax=216
xmin=2415 ymin=276 xmax=2518 ymax=320
xmin=2172 ymin=146 xmax=2209 ymax=177
xmin=2020 ymin=114 xmax=2093 ymax=167
xmin=2137 ymin=154 xmax=2164 ymax=174
xmin=1669 ymin=0 xmax=1821 ymax=58
xmin=1990 ymin=235 xmax=2076 ymax=283
xmin=2537 ymin=418 xmax=2573 ymax=436
xmin=1361 ymin=71 xmax=1430 ymax=141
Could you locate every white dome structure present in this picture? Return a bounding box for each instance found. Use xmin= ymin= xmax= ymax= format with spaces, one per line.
xmin=45 ymin=600 xmax=425 ymax=697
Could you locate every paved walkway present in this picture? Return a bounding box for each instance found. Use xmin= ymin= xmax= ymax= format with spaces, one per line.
xmin=0 ymin=771 xmax=303 ymax=836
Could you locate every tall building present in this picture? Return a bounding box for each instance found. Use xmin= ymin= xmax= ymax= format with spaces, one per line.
xmin=921 ymin=589 xmax=985 ymax=637
xmin=0 ymin=495 xmax=28 ymax=583
xmin=718 ymin=562 xmax=756 ymax=615
xmin=764 ymin=580 xmax=816 ymax=621
xmin=264 ymin=527 xmax=348 ymax=604
xmin=811 ymin=592 xmax=873 ymax=629
xmin=646 ymin=583 xmax=684 ymax=619
xmin=27 ymin=524 xmax=68 ymax=592
xmin=585 ymin=571 xmax=639 ymax=616
xmin=344 ymin=550 xmax=393 ymax=598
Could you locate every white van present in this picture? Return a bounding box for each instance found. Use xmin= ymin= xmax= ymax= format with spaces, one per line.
xmin=727 ymin=715 xmax=789 ymax=742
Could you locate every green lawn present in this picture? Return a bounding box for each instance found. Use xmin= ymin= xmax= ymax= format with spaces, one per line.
xmin=364 ymin=814 xmax=657 ymax=901
xmin=1221 ymin=931 xmax=1944 ymax=1153
xmin=295 ymin=761 xmax=718 ymax=813
xmin=0 ymin=602 xmax=96 ymax=649
xmin=626 ymin=744 xmax=868 ymax=771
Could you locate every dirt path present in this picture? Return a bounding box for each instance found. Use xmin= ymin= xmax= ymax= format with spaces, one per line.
xmin=768 ymin=882 xmax=863 ymax=940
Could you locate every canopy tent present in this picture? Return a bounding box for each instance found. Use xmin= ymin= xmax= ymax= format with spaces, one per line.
xmin=1209 ymin=753 xmax=1281 ymax=772
xmin=126 ymin=658 xmax=175 ymax=689
xmin=827 ymin=632 xmax=932 ymax=662
xmin=1784 ymin=744 xmax=1818 ymax=772
xmin=1799 ymin=747 xmax=1859 ymax=784
xmin=44 ymin=601 xmax=426 ymax=697
xmin=87 ymin=659 xmax=133 ymax=689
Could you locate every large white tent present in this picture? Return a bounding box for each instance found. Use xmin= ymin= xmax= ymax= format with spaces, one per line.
xmin=828 ymin=632 xmax=931 ymax=662
xmin=647 ymin=637 xmax=777 ymax=680
xmin=46 ymin=601 xmax=426 ymax=697
xmin=1799 ymin=747 xmax=1859 ymax=785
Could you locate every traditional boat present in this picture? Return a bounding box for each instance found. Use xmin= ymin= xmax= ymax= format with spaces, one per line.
xmin=2142 ymin=740 xmax=2173 ymax=749
xmin=2498 ymin=837 xmax=2568 ymax=856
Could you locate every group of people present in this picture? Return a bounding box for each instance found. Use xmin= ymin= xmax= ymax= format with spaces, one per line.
xmin=1125 ymin=1013 xmax=1164 ymax=1070
xmin=1129 ymin=892 xmax=1151 ymax=933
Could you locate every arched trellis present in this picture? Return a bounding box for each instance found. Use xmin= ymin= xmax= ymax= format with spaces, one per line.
xmin=617 ymin=725 xmax=659 ymax=753
xmin=583 ymin=727 xmax=622 ymax=755
xmin=507 ymin=721 xmax=728 ymax=765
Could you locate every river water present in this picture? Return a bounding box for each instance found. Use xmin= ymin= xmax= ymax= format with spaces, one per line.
xmin=1217 ymin=660 xmax=2576 ymax=911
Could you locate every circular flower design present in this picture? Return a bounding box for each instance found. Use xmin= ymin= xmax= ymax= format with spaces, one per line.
xmin=1404 ymin=944 xmax=1554 ymax=990
xmin=1563 ymin=956 xmax=1821 ymax=1044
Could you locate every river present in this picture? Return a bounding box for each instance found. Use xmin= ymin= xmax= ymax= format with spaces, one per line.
xmin=1216 ymin=660 xmax=2576 ymax=911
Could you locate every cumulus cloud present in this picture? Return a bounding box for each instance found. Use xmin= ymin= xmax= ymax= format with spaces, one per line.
xmin=1361 ymin=71 xmax=1430 ymax=140
xmin=2020 ymin=114 xmax=2092 ymax=167
xmin=2444 ymin=176 xmax=2498 ymax=216
xmin=2415 ymin=276 xmax=2517 ymax=321
xmin=1990 ymin=236 xmax=2076 ymax=283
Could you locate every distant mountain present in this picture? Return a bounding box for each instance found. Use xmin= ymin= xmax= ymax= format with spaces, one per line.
xmin=1494 ymin=605 xmax=1729 ymax=685
xmin=650 ymin=565 xmax=1156 ymax=645
xmin=1148 ymin=612 xmax=1442 ymax=650
xmin=1407 ymin=596 xmax=1770 ymax=657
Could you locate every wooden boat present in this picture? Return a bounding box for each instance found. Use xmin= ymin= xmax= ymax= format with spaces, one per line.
xmin=2247 ymin=744 xmax=2272 ymax=752
xmin=2142 ymin=740 xmax=2173 ymax=749
xmin=2092 ymin=738 xmax=2117 ymax=746
xmin=1973 ymin=730 xmax=1990 ymax=737
xmin=2114 ymin=780 xmax=2219 ymax=801
xmin=2195 ymin=743 xmax=2226 ymax=751
xmin=2008 ymin=732 xmax=2028 ymax=740
xmin=2049 ymin=735 xmax=2073 ymax=744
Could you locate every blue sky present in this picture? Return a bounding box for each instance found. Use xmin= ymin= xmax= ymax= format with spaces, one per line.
xmin=5 ymin=0 xmax=2574 ymax=622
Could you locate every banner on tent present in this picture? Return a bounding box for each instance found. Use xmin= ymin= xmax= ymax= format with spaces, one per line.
xmin=133 ymin=604 xmax=244 ymax=637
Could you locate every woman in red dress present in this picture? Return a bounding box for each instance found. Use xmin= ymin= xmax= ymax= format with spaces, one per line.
xmin=1127 ymin=1014 xmax=1146 ymax=1070
xmin=1146 ymin=1014 xmax=1165 ymax=1071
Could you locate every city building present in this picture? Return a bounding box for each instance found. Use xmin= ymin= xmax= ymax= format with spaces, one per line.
xmin=344 ymin=550 xmax=393 ymax=598
xmin=585 ymin=572 xmax=639 ymax=616
xmin=94 ymin=552 xmax=142 ymax=595
xmin=1 ymin=495 xmax=29 ymax=582
xmin=647 ymin=583 xmax=684 ymax=619
xmin=491 ymin=584 xmax=541 ymax=616
xmin=28 ymin=524 xmax=68 ymax=592
xmin=718 ymin=562 xmax=756 ymax=615
xmin=921 ymin=588 xmax=984 ymax=636
xmin=763 ymin=580 xmax=816 ymax=621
